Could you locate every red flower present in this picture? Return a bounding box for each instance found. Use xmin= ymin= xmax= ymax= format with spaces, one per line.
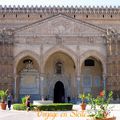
xmin=100 ymin=91 xmax=104 ymax=97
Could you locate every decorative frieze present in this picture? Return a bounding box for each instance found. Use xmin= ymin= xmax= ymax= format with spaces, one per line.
xmin=15 ymin=35 xmax=106 ymax=45
xmin=63 ymin=36 xmax=106 ymax=45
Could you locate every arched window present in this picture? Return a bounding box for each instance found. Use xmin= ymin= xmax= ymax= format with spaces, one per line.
xmin=55 ymin=61 xmax=63 ymax=74
xmin=84 ymin=59 xmax=95 ymax=66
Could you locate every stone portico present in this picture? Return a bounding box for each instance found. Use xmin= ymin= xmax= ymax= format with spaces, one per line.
xmin=0 ymin=6 xmax=120 ymax=102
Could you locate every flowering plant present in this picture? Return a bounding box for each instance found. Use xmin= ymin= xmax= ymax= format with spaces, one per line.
xmin=87 ymin=90 xmax=113 ymax=119
xmin=79 ymin=93 xmax=87 ymax=103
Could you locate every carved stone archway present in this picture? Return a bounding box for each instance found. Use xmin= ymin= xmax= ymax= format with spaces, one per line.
xmin=44 ymin=49 xmax=76 ymax=100
xmin=48 ymin=75 xmax=71 ymax=100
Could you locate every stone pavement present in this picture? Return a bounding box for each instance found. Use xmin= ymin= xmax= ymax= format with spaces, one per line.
xmin=0 ymin=104 xmax=119 ymax=120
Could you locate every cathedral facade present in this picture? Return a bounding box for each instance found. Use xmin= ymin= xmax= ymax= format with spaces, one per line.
xmin=0 ymin=6 xmax=120 ymax=102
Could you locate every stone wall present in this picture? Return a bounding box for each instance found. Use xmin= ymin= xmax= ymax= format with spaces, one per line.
xmin=0 ymin=29 xmax=14 ymax=93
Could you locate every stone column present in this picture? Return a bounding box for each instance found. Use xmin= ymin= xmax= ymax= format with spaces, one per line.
xmin=115 ymin=39 xmax=118 ymax=55
xmin=40 ymin=74 xmax=44 ymax=100
xmin=14 ymin=73 xmax=18 ymax=102
xmin=103 ymin=74 xmax=106 ymax=93
xmin=116 ymin=61 xmax=118 ymax=77
xmin=76 ymin=57 xmax=81 ymax=97
xmin=77 ymin=76 xmax=81 ymax=96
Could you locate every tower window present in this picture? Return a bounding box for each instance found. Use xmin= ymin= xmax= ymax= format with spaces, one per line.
xmin=85 ymin=59 xmax=95 ymax=66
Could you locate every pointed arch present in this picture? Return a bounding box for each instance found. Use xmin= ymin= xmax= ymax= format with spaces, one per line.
xmin=80 ymin=50 xmax=106 ymax=74
xmin=42 ymin=46 xmax=77 ymax=72
xmin=14 ymin=50 xmax=40 ymax=73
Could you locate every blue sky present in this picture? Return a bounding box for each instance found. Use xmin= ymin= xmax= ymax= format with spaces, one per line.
xmin=0 ymin=0 xmax=119 ymax=7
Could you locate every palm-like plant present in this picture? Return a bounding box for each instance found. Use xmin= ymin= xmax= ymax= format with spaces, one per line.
xmin=0 ymin=89 xmax=8 ymax=103
xmin=79 ymin=93 xmax=86 ymax=103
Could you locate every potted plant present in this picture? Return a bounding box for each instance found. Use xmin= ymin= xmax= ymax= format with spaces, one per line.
xmin=79 ymin=93 xmax=87 ymax=110
xmin=0 ymin=89 xmax=8 ymax=110
xmin=87 ymin=90 xmax=116 ymax=120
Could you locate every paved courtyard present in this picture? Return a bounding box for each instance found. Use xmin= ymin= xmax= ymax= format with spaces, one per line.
xmin=0 ymin=104 xmax=119 ymax=120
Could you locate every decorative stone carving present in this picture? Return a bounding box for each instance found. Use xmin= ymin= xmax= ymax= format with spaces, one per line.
xmin=15 ymin=14 xmax=104 ymax=38
xmin=0 ymin=29 xmax=14 ymax=42
xmin=106 ymin=28 xmax=118 ymax=40
xmin=55 ymin=35 xmax=62 ymax=45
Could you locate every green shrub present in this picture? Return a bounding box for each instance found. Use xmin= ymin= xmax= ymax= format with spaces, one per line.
xmin=13 ymin=104 xmax=26 ymax=110
xmin=13 ymin=103 xmax=73 ymax=111
xmin=33 ymin=103 xmax=73 ymax=111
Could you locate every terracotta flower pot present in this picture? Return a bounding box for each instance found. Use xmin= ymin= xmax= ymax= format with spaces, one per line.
xmin=0 ymin=102 xmax=7 ymax=110
xmin=80 ymin=103 xmax=86 ymax=110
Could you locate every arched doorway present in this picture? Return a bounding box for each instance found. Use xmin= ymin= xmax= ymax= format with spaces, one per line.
xmin=54 ymin=81 xmax=65 ymax=103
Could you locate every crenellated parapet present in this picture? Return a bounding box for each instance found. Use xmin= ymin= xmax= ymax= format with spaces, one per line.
xmin=0 ymin=5 xmax=120 ymax=14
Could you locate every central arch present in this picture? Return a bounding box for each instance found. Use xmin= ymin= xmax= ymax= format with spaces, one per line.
xmin=44 ymin=51 xmax=76 ymax=100
xmin=54 ymin=81 xmax=65 ymax=103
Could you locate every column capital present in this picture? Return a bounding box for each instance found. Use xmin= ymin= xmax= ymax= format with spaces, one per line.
xmin=103 ymin=73 xmax=107 ymax=77
xmin=76 ymin=76 xmax=81 ymax=81
xmin=76 ymin=76 xmax=81 ymax=97
xmin=40 ymin=77 xmax=44 ymax=81
xmin=40 ymin=73 xmax=45 ymax=81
